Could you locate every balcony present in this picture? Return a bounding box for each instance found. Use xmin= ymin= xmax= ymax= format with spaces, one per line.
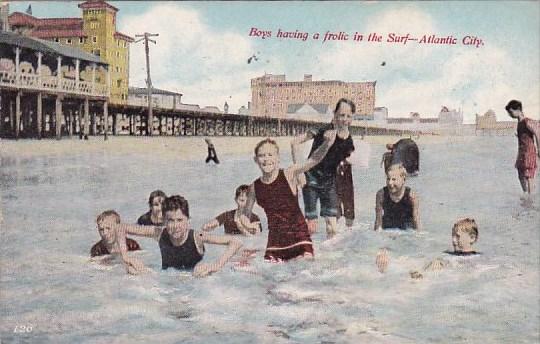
xmin=0 ymin=70 xmax=109 ymax=97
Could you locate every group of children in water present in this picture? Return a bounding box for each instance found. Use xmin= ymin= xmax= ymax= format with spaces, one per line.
xmin=90 ymin=98 xmax=538 ymax=277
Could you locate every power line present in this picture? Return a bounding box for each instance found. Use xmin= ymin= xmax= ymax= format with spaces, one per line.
xmin=134 ymin=32 xmax=159 ymax=136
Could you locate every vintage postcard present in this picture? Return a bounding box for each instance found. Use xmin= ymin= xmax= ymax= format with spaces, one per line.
xmin=1 ymin=1 xmax=539 ymax=343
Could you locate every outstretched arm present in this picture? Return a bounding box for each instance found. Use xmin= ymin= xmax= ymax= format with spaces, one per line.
xmin=290 ymin=129 xmax=336 ymax=176
xmin=410 ymin=191 xmax=422 ymax=231
xmin=290 ymin=132 xmax=314 ymax=164
xmin=193 ymin=231 xmax=243 ymax=277
xmin=374 ymin=189 xmax=383 ymax=231
xmin=201 ymin=219 xmax=220 ymax=232
xmin=115 ymin=224 xmax=151 ymax=274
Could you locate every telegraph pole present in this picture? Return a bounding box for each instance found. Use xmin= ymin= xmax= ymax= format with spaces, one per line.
xmin=135 ymin=32 xmax=158 ymax=136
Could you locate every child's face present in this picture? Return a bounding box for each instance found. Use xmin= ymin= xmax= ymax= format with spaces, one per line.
xmin=507 ymin=108 xmax=521 ymax=119
xmin=452 ymin=229 xmax=475 ymax=252
xmin=386 ymin=169 xmax=405 ymax=193
xmin=254 ymin=143 xmax=279 ymax=174
xmin=236 ymin=193 xmax=248 ymax=209
xmin=97 ymin=217 xmax=117 ymax=244
xmin=334 ymin=102 xmax=353 ymax=128
xmin=165 ymin=209 xmax=189 ymax=240
xmin=150 ymin=196 xmax=165 ymax=217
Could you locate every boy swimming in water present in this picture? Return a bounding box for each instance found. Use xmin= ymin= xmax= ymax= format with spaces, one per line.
xmin=115 ymin=195 xmax=242 ymax=277
xmin=90 ymin=210 xmax=141 ymax=258
xmin=374 ymin=164 xmax=421 ymax=231
xmin=137 ymin=190 xmax=166 ymax=226
xmin=201 ymin=184 xmax=262 ymax=235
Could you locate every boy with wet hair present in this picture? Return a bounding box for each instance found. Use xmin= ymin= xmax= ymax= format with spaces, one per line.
xmin=115 ymin=195 xmax=242 ymax=277
xmin=243 ymin=134 xmax=334 ymax=262
xmin=137 ymin=190 xmax=166 ymax=226
xmin=291 ymin=98 xmax=355 ymax=238
xmin=202 ymin=184 xmax=262 ymax=235
xmin=505 ymin=100 xmax=539 ymax=195
xmin=374 ymin=164 xmax=421 ymax=231
xmin=450 ymin=218 xmax=478 ymax=255
xmin=91 ymin=210 xmax=141 ymax=257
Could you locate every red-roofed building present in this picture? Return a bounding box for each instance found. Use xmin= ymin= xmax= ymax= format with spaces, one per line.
xmin=8 ymin=0 xmax=132 ymax=104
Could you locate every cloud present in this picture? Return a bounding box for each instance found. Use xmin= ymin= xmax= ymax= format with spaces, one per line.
xmin=311 ymin=6 xmax=539 ymax=121
xmin=120 ymin=4 xmax=267 ymax=112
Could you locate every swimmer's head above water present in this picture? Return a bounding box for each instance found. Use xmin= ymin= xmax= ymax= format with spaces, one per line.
xmin=452 ymin=218 xmax=478 ymax=254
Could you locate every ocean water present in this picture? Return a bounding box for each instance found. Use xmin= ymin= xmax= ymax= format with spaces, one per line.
xmin=1 ymin=136 xmax=538 ymax=344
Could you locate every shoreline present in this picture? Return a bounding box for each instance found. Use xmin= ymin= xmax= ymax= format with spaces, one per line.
xmin=0 ymin=134 xmax=475 ymax=160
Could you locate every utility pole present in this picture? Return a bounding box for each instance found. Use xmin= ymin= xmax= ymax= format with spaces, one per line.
xmin=135 ymin=32 xmax=159 ymax=136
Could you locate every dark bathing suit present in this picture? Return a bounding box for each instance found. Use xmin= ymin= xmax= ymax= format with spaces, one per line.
xmin=382 ymin=186 xmax=414 ymax=230
xmin=90 ymin=238 xmax=141 ymax=257
xmin=137 ymin=211 xmax=163 ymax=226
xmin=159 ymin=229 xmax=204 ymax=270
xmin=215 ymin=210 xmax=261 ymax=235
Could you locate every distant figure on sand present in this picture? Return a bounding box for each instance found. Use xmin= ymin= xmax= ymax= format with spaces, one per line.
xmin=205 ymin=138 xmax=220 ymax=164
xmin=374 ymin=164 xmax=421 ymax=231
xmin=243 ymin=136 xmax=334 ymax=262
xmin=91 ymin=210 xmax=141 ymax=257
xmin=137 ymin=190 xmax=166 ymax=226
xmin=115 ymin=195 xmax=242 ymax=277
xmin=381 ymin=139 xmax=419 ymax=175
xmin=291 ymin=98 xmax=355 ymax=238
xmin=505 ymin=100 xmax=539 ymax=195
xmin=202 ymin=184 xmax=262 ymax=235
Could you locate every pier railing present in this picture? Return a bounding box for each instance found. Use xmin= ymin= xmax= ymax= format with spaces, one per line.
xmin=0 ymin=70 xmax=108 ymax=97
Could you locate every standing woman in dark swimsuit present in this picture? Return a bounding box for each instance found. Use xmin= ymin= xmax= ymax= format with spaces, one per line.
xmin=506 ymin=100 xmax=540 ymax=195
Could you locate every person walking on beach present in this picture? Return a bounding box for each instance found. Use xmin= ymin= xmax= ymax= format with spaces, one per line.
xmin=506 ymin=100 xmax=539 ymax=195
xmin=205 ymin=138 xmax=220 ymax=164
xmin=290 ymin=98 xmax=355 ymax=239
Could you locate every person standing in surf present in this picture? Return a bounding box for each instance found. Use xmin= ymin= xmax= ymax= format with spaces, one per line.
xmin=506 ymin=100 xmax=539 ymax=195
xmin=242 ymin=135 xmax=334 ymax=262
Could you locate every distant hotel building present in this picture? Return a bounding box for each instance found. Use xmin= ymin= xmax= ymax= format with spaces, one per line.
xmin=8 ymin=0 xmax=132 ymax=105
xmin=475 ymin=109 xmax=515 ymax=135
xmin=251 ymin=74 xmax=376 ymax=118
xmin=128 ymin=87 xmax=182 ymax=110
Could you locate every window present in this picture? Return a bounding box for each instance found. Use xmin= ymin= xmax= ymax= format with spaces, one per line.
xmin=90 ymin=22 xmax=99 ymax=29
xmin=53 ymin=37 xmax=59 ymax=42
xmin=117 ymin=40 xmax=120 ymax=47
xmin=115 ymin=66 xmax=119 ymax=73
xmin=92 ymin=36 xmax=97 ymax=43
xmin=116 ymin=51 xmax=120 ymax=58
xmin=93 ymin=49 xmax=100 ymax=56
xmin=79 ymin=37 xmax=84 ymax=44
xmin=116 ymin=79 xmax=122 ymax=88
xmin=123 ymin=41 xmax=127 ymax=48
xmin=66 ymin=38 xmax=72 ymax=44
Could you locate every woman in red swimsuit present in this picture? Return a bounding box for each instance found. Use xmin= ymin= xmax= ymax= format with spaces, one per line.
xmin=506 ymin=100 xmax=540 ymax=195
xmin=243 ymin=135 xmax=334 ymax=261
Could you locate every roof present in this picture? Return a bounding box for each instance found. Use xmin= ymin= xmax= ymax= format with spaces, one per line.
xmin=287 ymin=103 xmax=329 ymax=114
xmin=114 ymin=32 xmax=134 ymax=42
xmin=78 ymin=0 xmax=118 ymax=12
xmin=129 ymin=87 xmax=182 ymax=96
xmin=0 ymin=31 xmax=105 ymax=64
xmin=9 ymin=12 xmax=86 ymax=38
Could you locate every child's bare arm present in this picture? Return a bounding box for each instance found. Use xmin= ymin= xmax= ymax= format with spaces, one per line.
xmin=526 ymin=119 xmax=540 ymax=157
xmin=116 ymin=223 xmax=162 ymax=239
xmin=236 ymin=215 xmax=260 ymax=235
xmin=410 ymin=191 xmax=421 ymax=231
xmin=374 ymin=189 xmax=383 ymax=231
xmin=242 ymin=183 xmax=257 ymax=218
xmin=115 ymin=224 xmax=148 ymax=274
xmin=193 ymin=232 xmax=243 ymax=277
xmin=291 ymin=130 xmax=335 ymax=176
xmin=290 ymin=132 xmax=314 ymax=164
xmin=201 ymin=219 xmax=220 ymax=232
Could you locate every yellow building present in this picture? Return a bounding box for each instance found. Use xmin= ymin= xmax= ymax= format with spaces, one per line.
xmin=8 ymin=0 xmax=132 ymax=104
xmin=251 ymin=74 xmax=376 ymax=118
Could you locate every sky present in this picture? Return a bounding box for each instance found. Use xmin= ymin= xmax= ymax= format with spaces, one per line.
xmin=8 ymin=1 xmax=540 ymax=122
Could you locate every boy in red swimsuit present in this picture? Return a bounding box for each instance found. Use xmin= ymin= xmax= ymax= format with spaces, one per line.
xmin=201 ymin=184 xmax=262 ymax=235
xmin=90 ymin=210 xmax=141 ymax=257
xmin=243 ymin=134 xmax=334 ymax=262
xmin=506 ymin=100 xmax=539 ymax=195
